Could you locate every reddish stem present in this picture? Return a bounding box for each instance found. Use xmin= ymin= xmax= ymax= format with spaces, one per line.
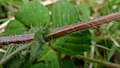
xmin=0 ymin=12 xmax=120 ymax=45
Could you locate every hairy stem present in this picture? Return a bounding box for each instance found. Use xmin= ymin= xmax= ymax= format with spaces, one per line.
xmin=45 ymin=12 xmax=120 ymax=40
xmin=1 ymin=12 xmax=120 ymax=67
xmin=0 ymin=12 xmax=120 ymax=44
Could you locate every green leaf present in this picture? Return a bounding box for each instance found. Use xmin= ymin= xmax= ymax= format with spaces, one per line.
xmin=50 ymin=1 xmax=91 ymax=55
xmin=61 ymin=60 xmax=76 ymax=68
xmin=22 ymin=60 xmax=32 ymax=68
xmin=30 ymin=63 xmax=49 ymax=68
xmin=97 ymin=39 xmax=113 ymax=48
xmin=3 ymin=56 xmax=22 ymax=68
xmin=15 ymin=1 xmax=50 ymax=27
xmin=109 ymin=21 xmax=120 ymax=34
xmin=0 ymin=0 xmax=6 ymax=2
xmin=30 ymin=29 xmax=45 ymax=62
xmin=51 ymin=1 xmax=79 ymax=28
xmin=10 ymin=1 xmax=24 ymax=7
xmin=37 ymin=43 xmax=50 ymax=59
xmin=3 ymin=19 xmax=26 ymax=35
xmin=78 ymin=2 xmax=90 ymax=21
xmin=54 ymin=30 xmax=91 ymax=55
xmin=37 ymin=45 xmax=60 ymax=68
xmin=0 ymin=18 xmax=7 ymax=23
xmin=107 ymin=45 xmax=117 ymax=60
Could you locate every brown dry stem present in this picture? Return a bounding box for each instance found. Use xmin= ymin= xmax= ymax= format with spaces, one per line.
xmin=0 ymin=12 xmax=120 ymax=45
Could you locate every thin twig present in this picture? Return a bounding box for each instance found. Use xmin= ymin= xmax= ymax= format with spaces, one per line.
xmin=0 ymin=43 xmax=31 ymax=65
xmin=89 ymin=42 xmax=95 ymax=68
xmin=109 ymin=35 xmax=120 ymax=47
xmin=0 ymin=49 xmax=6 ymax=53
xmin=77 ymin=55 xmax=120 ymax=68
xmin=0 ymin=17 xmax=14 ymax=33
xmin=1 ymin=42 xmax=120 ymax=68
xmin=0 ymin=12 xmax=120 ymax=45
xmin=0 ymin=34 xmax=34 ymax=45
xmin=1 ymin=44 xmax=15 ymax=60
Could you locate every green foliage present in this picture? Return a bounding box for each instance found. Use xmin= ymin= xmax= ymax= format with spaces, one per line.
xmin=30 ymin=63 xmax=49 ymax=68
xmin=3 ymin=56 xmax=22 ymax=68
xmin=50 ymin=1 xmax=91 ymax=55
xmin=61 ymin=60 xmax=76 ymax=68
xmin=109 ymin=21 xmax=120 ymax=34
xmin=1 ymin=0 xmax=120 ymax=68
xmin=0 ymin=0 xmax=6 ymax=2
xmin=32 ymin=44 xmax=60 ymax=68
xmin=3 ymin=20 xmax=26 ymax=35
xmin=107 ymin=45 xmax=117 ymax=60
xmin=51 ymin=1 xmax=79 ymax=28
xmin=78 ymin=2 xmax=90 ymax=21
xmin=37 ymin=45 xmax=60 ymax=68
xmin=15 ymin=1 xmax=50 ymax=27
xmin=54 ymin=30 xmax=91 ymax=55
xmin=30 ymin=29 xmax=46 ymax=62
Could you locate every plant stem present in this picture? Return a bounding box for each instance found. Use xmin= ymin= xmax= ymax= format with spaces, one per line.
xmin=77 ymin=55 xmax=120 ymax=68
xmin=1 ymin=12 xmax=120 ymax=67
xmin=0 ymin=34 xmax=34 ymax=45
xmin=0 ymin=43 xmax=31 ymax=65
xmin=45 ymin=12 xmax=120 ymax=40
xmin=1 ymin=42 xmax=120 ymax=68
xmin=1 ymin=12 xmax=120 ymax=44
